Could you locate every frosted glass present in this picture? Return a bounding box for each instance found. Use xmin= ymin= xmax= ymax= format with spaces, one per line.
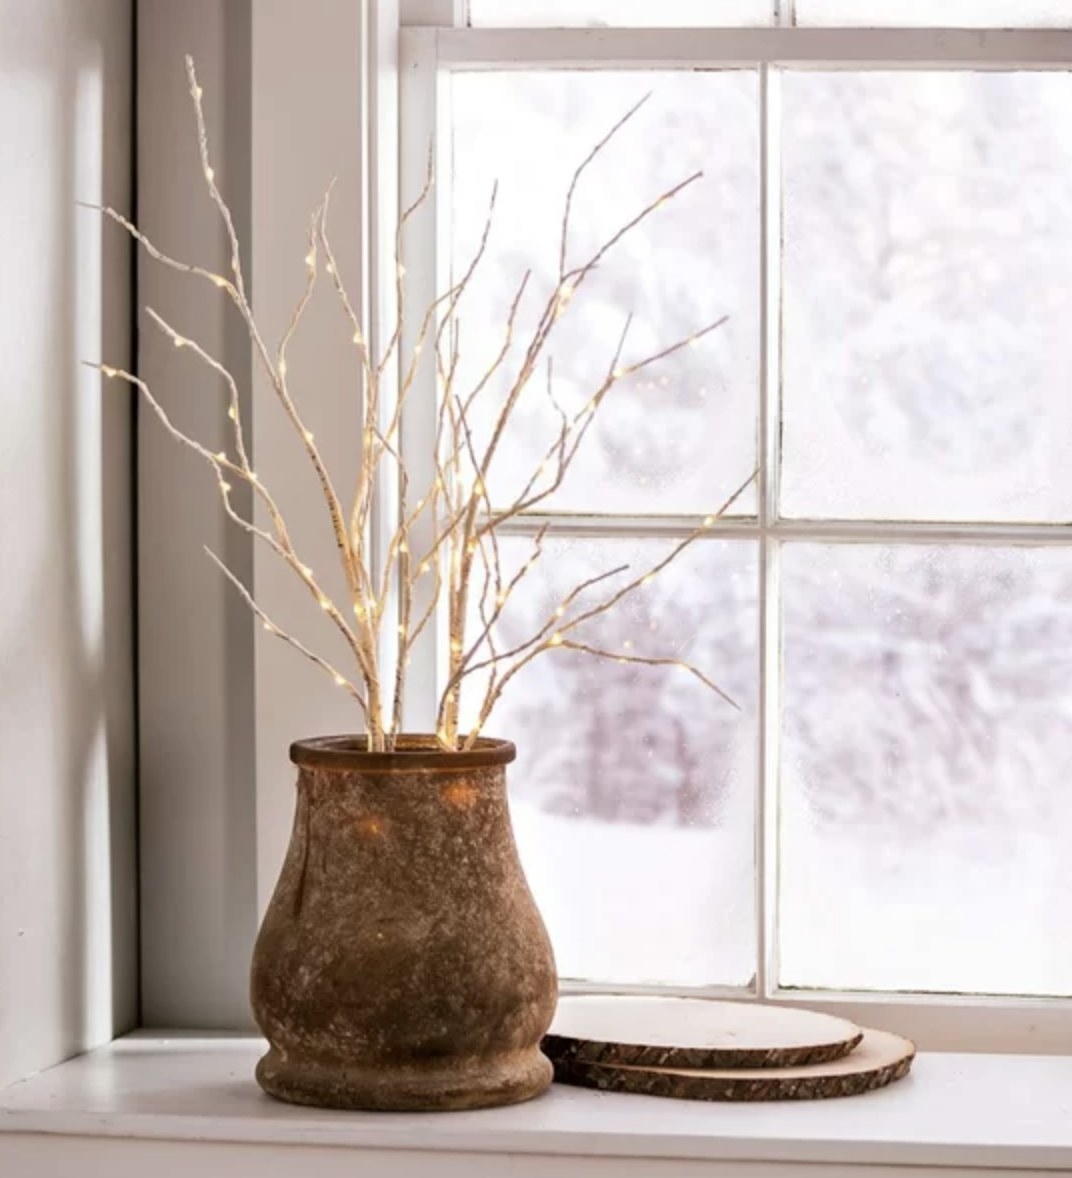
xmin=796 ymin=0 xmax=1072 ymax=26
xmin=781 ymin=72 xmax=1072 ymax=522
xmin=451 ymin=71 xmax=759 ymax=517
xmin=459 ymin=536 xmax=758 ymax=987
xmin=469 ymin=0 xmax=774 ymax=27
xmin=780 ymin=543 xmax=1072 ymax=996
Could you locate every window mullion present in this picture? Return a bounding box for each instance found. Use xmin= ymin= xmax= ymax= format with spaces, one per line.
xmin=757 ymin=61 xmax=784 ymax=999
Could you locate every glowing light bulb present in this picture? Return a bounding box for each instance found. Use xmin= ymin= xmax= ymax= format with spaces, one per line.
xmin=303 ymin=430 xmax=314 ymax=443
xmin=278 ymin=359 xmax=287 ymax=378
xmin=173 ymin=337 xmax=184 ymax=348
xmin=326 ymin=261 xmax=335 ymax=276
xmin=397 ymin=624 xmax=406 ymax=636
xmin=101 ymin=365 xmax=117 ymax=378
xmin=204 ymin=166 xmax=215 ymax=182
xmin=220 ymin=481 xmax=232 ymax=493
xmin=262 ymin=622 xmax=274 ymax=633
xmin=612 ymin=367 xmax=626 ymax=380
xmin=549 ymin=633 xmax=564 ymax=647
xmin=301 ymin=564 xmax=312 ymax=577
xmin=319 ymin=598 xmax=330 ymax=611
xmin=211 ymin=275 xmax=227 ymax=289
xmin=192 ymin=85 xmax=203 ymax=100
xmin=397 ymin=263 xmax=406 ymax=279
xmin=305 ymin=251 xmax=315 ymax=268
xmin=215 ymin=451 xmax=226 ymax=461
xmin=642 ymin=575 xmax=654 ymax=586
xmin=333 ymin=674 xmax=346 ymax=687
xmin=352 ymin=330 xmax=363 ymax=345
xmin=227 ymin=406 xmax=237 ymax=421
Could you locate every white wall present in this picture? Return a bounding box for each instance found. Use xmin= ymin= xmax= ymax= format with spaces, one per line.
xmin=0 ymin=0 xmax=136 ymax=1087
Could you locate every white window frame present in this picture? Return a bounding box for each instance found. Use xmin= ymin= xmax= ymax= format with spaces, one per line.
xmin=392 ymin=2 xmax=1072 ymax=1054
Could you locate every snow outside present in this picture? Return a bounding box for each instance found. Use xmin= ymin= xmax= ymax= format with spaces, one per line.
xmin=450 ymin=69 xmax=1072 ymax=997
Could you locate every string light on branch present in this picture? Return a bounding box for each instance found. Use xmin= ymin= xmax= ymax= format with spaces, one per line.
xmin=98 ymin=68 xmax=743 ymax=754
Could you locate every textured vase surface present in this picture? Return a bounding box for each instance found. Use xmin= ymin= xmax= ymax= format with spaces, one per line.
xmin=251 ymin=734 xmax=557 ymax=1111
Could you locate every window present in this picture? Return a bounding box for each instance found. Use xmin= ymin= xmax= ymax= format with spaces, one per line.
xmin=397 ymin=4 xmax=1072 ymax=1031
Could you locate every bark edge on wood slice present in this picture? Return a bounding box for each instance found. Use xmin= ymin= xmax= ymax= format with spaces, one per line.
xmin=552 ymin=1027 xmax=915 ymax=1102
xmin=543 ymin=995 xmax=864 ymax=1071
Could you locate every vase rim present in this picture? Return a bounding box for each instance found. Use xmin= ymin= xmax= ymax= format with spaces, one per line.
xmin=289 ymin=734 xmax=516 ymax=772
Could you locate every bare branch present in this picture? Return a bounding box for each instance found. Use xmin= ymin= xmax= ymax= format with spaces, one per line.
xmin=206 ymin=548 xmax=369 ymax=718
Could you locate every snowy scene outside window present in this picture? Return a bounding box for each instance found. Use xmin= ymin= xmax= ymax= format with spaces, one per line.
xmin=448 ymin=64 xmax=1072 ymax=996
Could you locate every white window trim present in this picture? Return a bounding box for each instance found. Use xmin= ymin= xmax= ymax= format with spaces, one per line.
xmin=391 ymin=13 xmax=1072 ymax=1052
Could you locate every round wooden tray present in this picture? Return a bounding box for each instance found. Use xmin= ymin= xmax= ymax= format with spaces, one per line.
xmin=543 ymin=995 xmax=864 ymax=1071
xmin=552 ymin=1026 xmax=915 ymax=1102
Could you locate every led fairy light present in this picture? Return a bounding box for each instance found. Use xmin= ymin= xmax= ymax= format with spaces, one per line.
xmin=89 ymin=55 xmax=751 ymax=753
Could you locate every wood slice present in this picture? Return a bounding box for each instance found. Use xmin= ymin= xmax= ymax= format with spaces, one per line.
xmin=553 ymin=1026 xmax=915 ymax=1102
xmin=543 ymin=995 xmax=864 ymax=1071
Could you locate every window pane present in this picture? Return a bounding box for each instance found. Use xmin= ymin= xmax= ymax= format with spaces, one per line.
xmin=459 ymin=536 xmax=758 ymax=987
xmin=469 ymin=0 xmax=774 ymax=26
xmin=796 ymin=0 xmax=1072 ymax=26
xmin=451 ymin=71 xmax=759 ymax=517
xmin=781 ymin=72 xmax=1072 ymax=522
xmin=780 ymin=543 xmax=1072 ymax=996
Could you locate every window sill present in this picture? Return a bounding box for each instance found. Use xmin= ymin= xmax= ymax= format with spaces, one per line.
xmin=2 ymin=1033 xmax=1072 ymax=1177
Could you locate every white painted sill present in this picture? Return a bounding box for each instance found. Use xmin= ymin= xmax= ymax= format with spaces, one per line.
xmin=2 ymin=1033 xmax=1072 ymax=1177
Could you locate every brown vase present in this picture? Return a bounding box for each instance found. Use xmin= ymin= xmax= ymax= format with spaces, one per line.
xmin=250 ymin=734 xmax=558 ymax=1111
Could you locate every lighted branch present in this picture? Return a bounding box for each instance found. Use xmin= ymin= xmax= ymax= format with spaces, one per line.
xmin=90 ymin=54 xmax=744 ymax=753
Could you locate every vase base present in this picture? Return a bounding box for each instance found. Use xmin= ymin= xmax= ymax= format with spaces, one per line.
xmin=255 ymin=1046 xmax=553 ymax=1112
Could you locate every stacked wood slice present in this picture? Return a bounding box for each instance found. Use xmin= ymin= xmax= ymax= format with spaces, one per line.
xmin=542 ymin=995 xmax=915 ymax=1102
